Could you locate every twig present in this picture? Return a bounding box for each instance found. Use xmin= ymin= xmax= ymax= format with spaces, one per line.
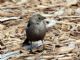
xmin=59 ymin=16 xmax=80 ymax=18
xmin=41 ymin=14 xmax=80 ymax=18
xmin=35 ymin=3 xmax=65 ymax=10
xmin=0 ymin=50 xmax=20 ymax=60
xmin=0 ymin=16 xmax=21 ymax=22
xmin=56 ymin=21 xmax=80 ymax=26
xmin=0 ymin=10 xmax=21 ymax=17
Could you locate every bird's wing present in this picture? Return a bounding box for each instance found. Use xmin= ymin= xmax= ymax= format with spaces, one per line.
xmin=27 ymin=23 xmax=30 ymax=27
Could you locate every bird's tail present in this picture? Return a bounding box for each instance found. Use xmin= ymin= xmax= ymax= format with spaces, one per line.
xmin=22 ymin=39 xmax=30 ymax=46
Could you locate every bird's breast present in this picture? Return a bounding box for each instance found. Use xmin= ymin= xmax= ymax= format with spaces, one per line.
xmin=26 ymin=21 xmax=46 ymax=40
xmin=33 ymin=23 xmax=46 ymax=35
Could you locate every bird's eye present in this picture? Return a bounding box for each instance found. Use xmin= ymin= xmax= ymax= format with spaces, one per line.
xmin=37 ymin=22 xmax=39 ymax=24
xmin=38 ymin=17 xmax=41 ymax=20
xmin=46 ymin=21 xmax=49 ymax=24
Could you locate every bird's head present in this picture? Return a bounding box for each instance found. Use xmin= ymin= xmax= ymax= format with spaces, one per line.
xmin=30 ymin=14 xmax=46 ymax=22
xmin=36 ymin=14 xmax=46 ymax=21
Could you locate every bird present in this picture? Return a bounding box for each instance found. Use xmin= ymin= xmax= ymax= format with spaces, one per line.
xmin=22 ymin=14 xmax=46 ymax=52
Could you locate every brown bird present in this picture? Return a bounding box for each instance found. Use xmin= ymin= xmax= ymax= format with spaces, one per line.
xmin=23 ymin=14 xmax=46 ymax=52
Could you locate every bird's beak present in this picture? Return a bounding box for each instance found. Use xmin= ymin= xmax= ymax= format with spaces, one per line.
xmin=42 ymin=16 xmax=46 ymax=20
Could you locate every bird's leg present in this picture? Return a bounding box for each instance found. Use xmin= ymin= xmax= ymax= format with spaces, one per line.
xmin=30 ymin=41 xmax=33 ymax=53
xmin=42 ymin=40 xmax=45 ymax=51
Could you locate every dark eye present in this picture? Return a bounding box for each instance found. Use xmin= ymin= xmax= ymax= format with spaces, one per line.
xmin=37 ymin=22 xmax=39 ymax=24
xmin=46 ymin=21 xmax=49 ymax=24
xmin=38 ymin=17 xmax=41 ymax=20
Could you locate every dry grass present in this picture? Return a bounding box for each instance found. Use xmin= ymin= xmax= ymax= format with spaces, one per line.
xmin=0 ymin=0 xmax=80 ymax=60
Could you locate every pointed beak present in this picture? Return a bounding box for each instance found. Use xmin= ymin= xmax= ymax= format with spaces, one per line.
xmin=42 ymin=16 xmax=46 ymax=20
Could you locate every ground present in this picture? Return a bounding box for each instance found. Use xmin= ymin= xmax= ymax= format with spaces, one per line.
xmin=0 ymin=0 xmax=80 ymax=60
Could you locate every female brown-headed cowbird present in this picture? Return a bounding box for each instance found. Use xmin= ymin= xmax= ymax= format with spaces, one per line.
xmin=23 ymin=14 xmax=46 ymax=52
